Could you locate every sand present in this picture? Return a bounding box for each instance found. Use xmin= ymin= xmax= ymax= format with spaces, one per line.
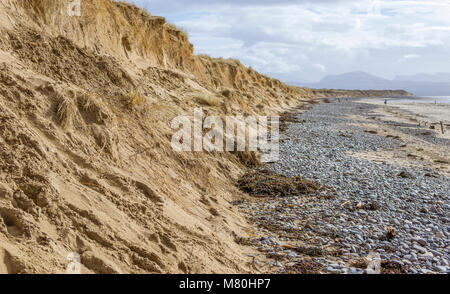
xmin=359 ymin=98 xmax=450 ymax=125
xmin=346 ymin=98 xmax=450 ymax=176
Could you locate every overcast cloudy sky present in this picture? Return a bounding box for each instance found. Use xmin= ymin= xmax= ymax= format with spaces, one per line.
xmin=124 ymin=0 xmax=450 ymax=84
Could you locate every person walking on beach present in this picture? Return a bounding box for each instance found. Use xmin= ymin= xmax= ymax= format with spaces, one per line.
xmin=384 ymin=99 xmax=387 ymax=105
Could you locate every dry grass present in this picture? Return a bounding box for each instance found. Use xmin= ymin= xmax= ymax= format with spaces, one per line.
xmin=76 ymin=92 xmax=112 ymax=125
xmin=233 ymin=150 xmax=261 ymax=167
xmin=197 ymin=54 xmax=242 ymax=67
xmin=198 ymin=54 xmax=212 ymax=60
xmin=56 ymin=95 xmax=83 ymax=130
xmin=215 ymin=57 xmax=241 ymax=67
xmin=284 ymin=260 xmax=325 ymax=274
xmin=238 ymin=99 xmax=250 ymax=114
xmin=77 ymin=92 xmax=102 ymax=111
xmin=164 ymin=23 xmax=188 ymax=38
xmin=115 ymin=1 xmax=152 ymax=17
xmin=220 ymin=88 xmax=233 ymax=98
xmin=194 ymin=93 xmax=222 ymax=107
xmin=21 ymin=0 xmax=47 ymax=17
xmin=125 ymin=89 xmax=147 ymax=110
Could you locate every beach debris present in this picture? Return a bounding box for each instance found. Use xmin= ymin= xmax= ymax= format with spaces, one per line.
xmin=420 ymin=131 xmax=432 ymax=136
xmin=238 ymin=169 xmax=322 ymax=198
xmin=291 ymin=245 xmax=330 ymax=257
xmin=231 ymin=232 xmax=255 ymax=246
xmin=381 ymin=260 xmax=409 ymax=274
xmin=398 ymin=171 xmax=415 ymax=179
xmin=434 ymin=159 xmax=449 ymax=164
xmin=380 ymin=226 xmax=397 ymax=241
xmin=209 ymin=208 xmax=220 ymax=216
xmin=360 ymin=201 xmax=379 ymax=211
xmin=284 ymin=259 xmax=325 ymax=274
xmin=341 ymin=201 xmax=350 ymax=207
xmin=385 ymin=134 xmax=401 ymax=140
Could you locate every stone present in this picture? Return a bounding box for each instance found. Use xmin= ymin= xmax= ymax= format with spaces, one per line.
xmin=413 ymin=244 xmax=427 ymax=254
xmin=412 ymin=237 xmax=427 ymax=247
xmin=420 ymin=252 xmax=434 ymax=259
xmin=435 ymin=266 xmax=447 ymax=273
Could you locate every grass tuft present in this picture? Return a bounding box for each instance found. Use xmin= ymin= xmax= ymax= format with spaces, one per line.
xmin=194 ymin=93 xmax=222 ymax=107
xmin=198 ymin=54 xmax=212 ymax=60
xmin=56 ymin=95 xmax=83 ymax=130
xmin=215 ymin=57 xmax=241 ymax=67
xmin=233 ymin=150 xmax=261 ymax=167
xmin=220 ymin=88 xmax=233 ymax=98
xmin=164 ymin=23 xmax=188 ymax=38
xmin=77 ymin=92 xmax=102 ymax=111
xmin=126 ymin=89 xmax=147 ymax=110
xmin=197 ymin=54 xmax=242 ymax=67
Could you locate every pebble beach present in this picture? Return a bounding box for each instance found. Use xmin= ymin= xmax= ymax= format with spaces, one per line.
xmin=237 ymin=98 xmax=450 ymax=274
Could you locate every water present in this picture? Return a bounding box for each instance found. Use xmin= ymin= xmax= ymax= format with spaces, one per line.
xmin=391 ymin=96 xmax=450 ymax=104
xmin=423 ymin=96 xmax=450 ymax=104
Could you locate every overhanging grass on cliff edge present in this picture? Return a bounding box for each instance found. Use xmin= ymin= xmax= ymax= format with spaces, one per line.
xmin=198 ymin=54 xmax=242 ymax=67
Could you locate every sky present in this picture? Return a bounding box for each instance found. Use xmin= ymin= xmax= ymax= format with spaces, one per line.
xmin=123 ymin=0 xmax=450 ymax=84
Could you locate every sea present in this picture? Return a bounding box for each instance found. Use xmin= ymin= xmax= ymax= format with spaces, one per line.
xmin=392 ymin=96 xmax=450 ymax=104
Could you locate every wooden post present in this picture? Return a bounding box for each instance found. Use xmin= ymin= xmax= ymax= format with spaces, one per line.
xmin=440 ymin=121 xmax=445 ymax=134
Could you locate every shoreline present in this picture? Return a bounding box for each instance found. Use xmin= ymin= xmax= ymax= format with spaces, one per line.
xmin=358 ymin=97 xmax=450 ymax=132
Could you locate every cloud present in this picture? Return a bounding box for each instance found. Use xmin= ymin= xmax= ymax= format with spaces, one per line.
xmin=403 ymin=54 xmax=421 ymax=59
xmin=313 ymin=64 xmax=327 ymax=72
xmin=124 ymin=0 xmax=450 ymax=83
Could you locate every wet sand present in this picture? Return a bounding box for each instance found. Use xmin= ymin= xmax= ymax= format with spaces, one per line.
xmin=359 ymin=98 xmax=450 ymax=126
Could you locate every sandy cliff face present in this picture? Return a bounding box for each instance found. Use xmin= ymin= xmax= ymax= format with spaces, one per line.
xmin=14 ymin=0 xmax=195 ymax=69
xmin=0 ymin=0 xmax=307 ymax=274
xmin=6 ymin=0 xmax=299 ymax=95
xmin=0 ymin=0 xmax=410 ymax=274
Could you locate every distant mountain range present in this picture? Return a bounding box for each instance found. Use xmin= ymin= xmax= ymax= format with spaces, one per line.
xmin=300 ymin=71 xmax=450 ymax=96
